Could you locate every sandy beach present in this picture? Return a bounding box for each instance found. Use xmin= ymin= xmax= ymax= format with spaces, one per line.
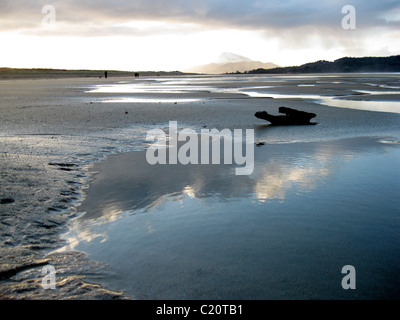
xmin=1 ymin=73 xmax=400 ymax=299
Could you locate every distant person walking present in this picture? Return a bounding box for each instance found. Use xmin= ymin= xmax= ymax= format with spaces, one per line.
xmin=105 ymin=71 xmax=108 ymax=78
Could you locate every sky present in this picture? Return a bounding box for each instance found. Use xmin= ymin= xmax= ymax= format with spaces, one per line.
xmin=1 ymin=0 xmax=399 ymax=71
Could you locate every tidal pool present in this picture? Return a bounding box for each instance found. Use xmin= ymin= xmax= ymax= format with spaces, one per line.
xmin=57 ymin=136 xmax=400 ymax=299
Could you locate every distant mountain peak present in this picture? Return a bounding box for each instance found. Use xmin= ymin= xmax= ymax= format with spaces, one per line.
xmin=186 ymin=52 xmax=279 ymax=74
xmin=216 ymin=52 xmax=252 ymax=64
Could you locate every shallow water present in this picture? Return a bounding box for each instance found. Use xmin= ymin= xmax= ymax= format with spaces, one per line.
xmin=87 ymin=73 xmax=400 ymax=113
xmin=58 ymin=137 xmax=400 ymax=299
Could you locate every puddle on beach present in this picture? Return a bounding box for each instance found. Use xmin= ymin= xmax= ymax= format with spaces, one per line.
xmin=57 ymin=136 xmax=400 ymax=299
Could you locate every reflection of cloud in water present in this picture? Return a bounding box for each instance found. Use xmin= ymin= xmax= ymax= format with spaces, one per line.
xmin=254 ymin=162 xmax=332 ymax=200
xmin=73 ymin=138 xmax=381 ymax=216
xmin=57 ymin=217 xmax=108 ymax=252
xmin=55 ymin=136 xmax=397 ymax=253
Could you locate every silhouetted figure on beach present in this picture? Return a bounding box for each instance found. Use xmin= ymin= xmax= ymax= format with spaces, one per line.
xmin=105 ymin=71 xmax=108 ymax=78
xmin=135 ymin=73 xmax=139 ymax=78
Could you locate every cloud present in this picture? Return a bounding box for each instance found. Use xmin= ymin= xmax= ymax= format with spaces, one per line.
xmin=1 ymin=0 xmax=399 ymax=69
xmin=1 ymin=0 xmax=399 ymax=34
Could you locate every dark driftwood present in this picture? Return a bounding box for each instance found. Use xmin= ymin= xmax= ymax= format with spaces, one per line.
xmin=255 ymin=107 xmax=317 ymax=126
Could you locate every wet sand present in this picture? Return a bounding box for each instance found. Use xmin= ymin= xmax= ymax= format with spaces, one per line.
xmin=1 ymin=73 xmax=400 ymax=299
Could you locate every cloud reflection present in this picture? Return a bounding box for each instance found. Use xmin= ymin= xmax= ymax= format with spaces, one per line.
xmin=85 ymin=138 xmax=390 ymax=219
xmin=54 ymin=136 xmax=397 ymax=253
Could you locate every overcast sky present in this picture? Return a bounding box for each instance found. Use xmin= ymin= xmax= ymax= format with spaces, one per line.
xmin=1 ymin=0 xmax=399 ymax=71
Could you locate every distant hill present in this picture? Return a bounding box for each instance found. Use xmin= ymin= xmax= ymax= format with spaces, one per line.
xmin=186 ymin=52 xmax=279 ymax=74
xmin=246 ymin=55 xmax=400 ymax=74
